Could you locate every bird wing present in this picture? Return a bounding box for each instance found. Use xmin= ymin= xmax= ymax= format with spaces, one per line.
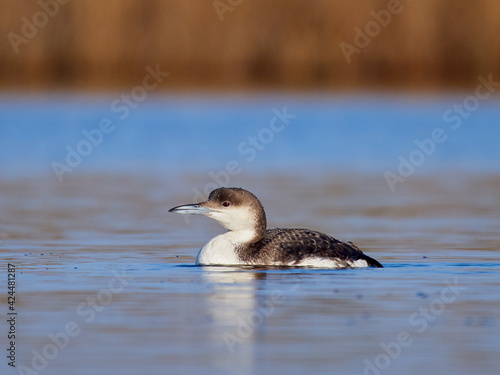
xmin=261 ymin=228 xmax=382 ymax=267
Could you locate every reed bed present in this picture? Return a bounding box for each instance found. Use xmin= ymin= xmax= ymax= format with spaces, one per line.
xmin=1 ymin=0 xmax=499 ymax=90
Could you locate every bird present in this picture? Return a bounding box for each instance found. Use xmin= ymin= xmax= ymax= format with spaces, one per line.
xmin=169 ymin=187 xmax=383 ymax=268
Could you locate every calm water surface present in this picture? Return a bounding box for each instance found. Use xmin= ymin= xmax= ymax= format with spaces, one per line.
xmin=1 ymin=94 xmax=499 ymax=375
xmin=1 ymin=172 xmax=499 ymax=375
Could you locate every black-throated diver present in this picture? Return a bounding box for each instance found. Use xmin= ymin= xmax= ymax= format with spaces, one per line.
xmin=169 ymin=187 xmax=383 ymax=268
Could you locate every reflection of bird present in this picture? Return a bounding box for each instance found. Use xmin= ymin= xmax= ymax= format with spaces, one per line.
xmin=170 ymin=187 xmax=383 ymax=268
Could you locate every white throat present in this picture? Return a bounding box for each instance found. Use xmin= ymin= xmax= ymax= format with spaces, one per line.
xmin=206 ymin=206 xmax=256 ymax=232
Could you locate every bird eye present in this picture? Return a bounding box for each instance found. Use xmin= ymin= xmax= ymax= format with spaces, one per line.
xmin=222 ymin=201 xmax=231 ymax=207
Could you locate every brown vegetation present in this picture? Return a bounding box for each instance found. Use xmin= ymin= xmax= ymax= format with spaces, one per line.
xmin=1 ymin=0 xmax=499 ymax=90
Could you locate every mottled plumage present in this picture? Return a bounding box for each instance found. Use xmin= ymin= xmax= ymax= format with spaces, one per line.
xmin=239 ymin=228 xmax=383 ymax=267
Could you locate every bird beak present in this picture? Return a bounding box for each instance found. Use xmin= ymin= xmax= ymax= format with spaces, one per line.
xmin=168 ymin=203 xmax=214 ymax=215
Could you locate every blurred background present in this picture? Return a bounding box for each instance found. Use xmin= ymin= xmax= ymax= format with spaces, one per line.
xmin=1 ymin=0 xmax=500 ymax=90
xmin=1 ymin=0 xmax=499 ymax=176
xmin=1 ymin=2 xmax=500 ymax=375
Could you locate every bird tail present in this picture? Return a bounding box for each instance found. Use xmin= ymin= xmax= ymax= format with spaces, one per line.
xmin=347 ymin=241 xmax=383 ymax=268
xmin=364 ymin=254 xmax=383 ymax=268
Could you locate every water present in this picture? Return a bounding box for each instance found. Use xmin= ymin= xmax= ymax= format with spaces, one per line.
xmin=1 ymin=93 xmax=499 ymax=375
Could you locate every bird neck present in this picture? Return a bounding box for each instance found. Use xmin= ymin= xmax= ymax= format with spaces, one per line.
xmin=227 ymin=219 xmax=266 ymax=245
xmin=251 ymin=208 xmax=267 ymax=243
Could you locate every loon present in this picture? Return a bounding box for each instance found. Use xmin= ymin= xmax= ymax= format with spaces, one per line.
xmin=169 ymin=187 xmax=383 ymax=268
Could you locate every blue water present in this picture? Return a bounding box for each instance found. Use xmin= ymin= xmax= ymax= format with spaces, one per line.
xmin=1 ymin=92 xmax=499 ymax=375
xmin=1 ymin=93 xmax=499 ymax=177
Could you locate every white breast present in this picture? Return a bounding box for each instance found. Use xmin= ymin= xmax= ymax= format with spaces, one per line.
xmin=195 ymin=231 xmax=254 ymax=266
